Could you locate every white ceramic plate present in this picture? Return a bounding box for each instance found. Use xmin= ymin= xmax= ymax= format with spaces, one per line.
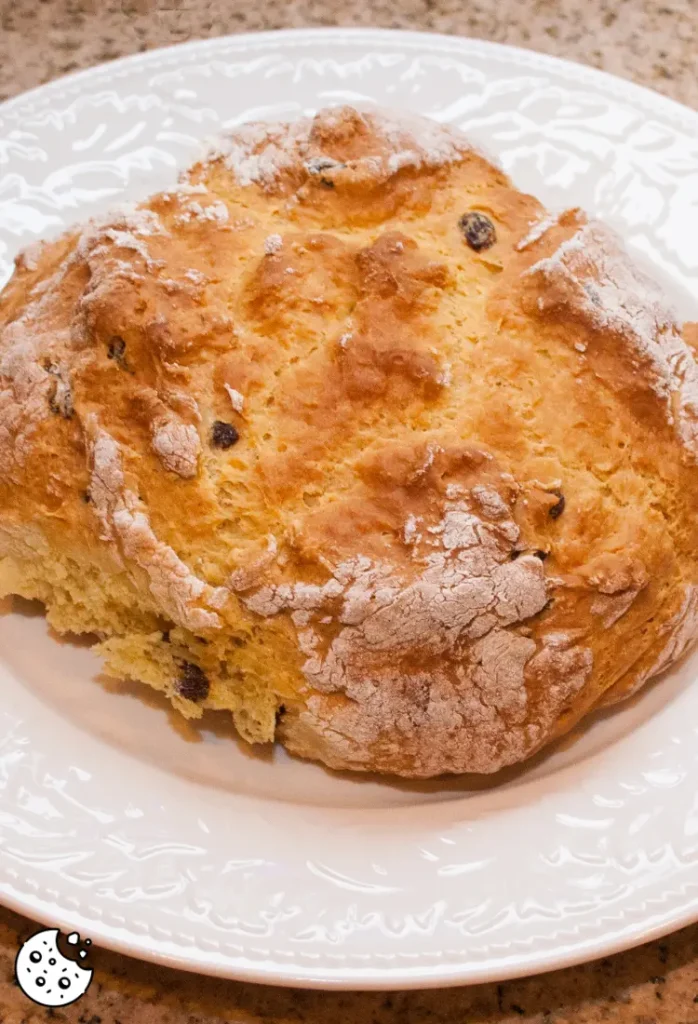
xmin=1 ymin=28 xmax=698 ymax=991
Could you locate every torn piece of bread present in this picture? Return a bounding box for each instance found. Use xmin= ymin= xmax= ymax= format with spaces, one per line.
xmin=1 ymin=104 xmax=698 ymax=777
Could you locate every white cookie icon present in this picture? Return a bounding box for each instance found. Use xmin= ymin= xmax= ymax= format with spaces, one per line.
xmin=15 ymin=928 xmax=93 ymax=1007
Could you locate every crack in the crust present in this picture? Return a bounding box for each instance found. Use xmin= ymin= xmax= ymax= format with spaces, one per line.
xmin=510 ymin=235 xmax=696 ymax=613
xmin=86 ymin=423 xmax=224 ymax=631
xmin=241 ymin=491 xmax=578 ymax=773
xmin=595 ymin=584 xmax=698 ymax=706
xmin=469 ymin=628 xmax=535 ymax=727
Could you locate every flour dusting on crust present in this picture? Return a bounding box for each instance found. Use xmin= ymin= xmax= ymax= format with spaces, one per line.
xmin=241 ymin=492 xmax=593 ymax=775
xmin=150 ymin=413 xmax=200 ymax=479
xmin=525 ymin=221 xmax=698 ymax=457
xmin=0 ymin=319 xmax=55 ymax=473
xmin=516 ymin=211 xmax=560 ymax=251
xmin=224 ymin=383 xmax=245 ymax=414
xmin=0 ymin=252 xmax=78 ymax=473
xmin=80 ymin=207 xmax=166 ymax=258
xmin=264 ymin=234 xmax=283 ymax=256
xmin=210 ymin=106 xmax=472 ymax=190
xmin=87 ymin=421 xmax=225 ymax=629
xmin=175 ymin=198 xmax=229 ymax=227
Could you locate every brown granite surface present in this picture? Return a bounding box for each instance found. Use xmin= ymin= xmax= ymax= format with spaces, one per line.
xmin=1 ymin=0 xmax=698 ymax=1020
xmin=3 ymin=905 xmax=698 ymax=1023
xmin=0 ymin=0 xmax=696 ymax=107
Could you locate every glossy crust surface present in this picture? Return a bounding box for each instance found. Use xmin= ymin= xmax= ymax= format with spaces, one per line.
xmin=1 ymin=105 xmax=697 ymax=777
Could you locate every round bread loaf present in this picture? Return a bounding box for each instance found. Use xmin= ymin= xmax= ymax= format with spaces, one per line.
xmin=1 ymin=105 xmax=697 ymax=777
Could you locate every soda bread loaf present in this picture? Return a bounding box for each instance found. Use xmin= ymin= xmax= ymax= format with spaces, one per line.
xmin=1 ymin=105 xmax=697 ymax=777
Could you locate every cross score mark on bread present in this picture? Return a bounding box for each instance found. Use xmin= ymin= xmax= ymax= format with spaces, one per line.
xmin=1 ymin=105 xmax=697 ymax=777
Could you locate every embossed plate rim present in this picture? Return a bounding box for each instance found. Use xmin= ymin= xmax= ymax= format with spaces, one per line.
xmin=1 ymin=26 xmax=697 ymax=130
xmin=1 ymin=27 xmax=698 ymax=989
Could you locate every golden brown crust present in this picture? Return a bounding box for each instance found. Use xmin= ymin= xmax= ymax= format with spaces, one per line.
xmin=1 ymin=105 xmax=698 ymax=776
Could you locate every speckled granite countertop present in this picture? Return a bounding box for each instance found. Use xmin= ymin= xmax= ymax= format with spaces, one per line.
xmin=3 ymin=905 xmax=698 ymax=1024
xmin=1 ymin=1 xmax=698 ymax=1021
xmin=1 ymin=0 xmax=697 ymax=107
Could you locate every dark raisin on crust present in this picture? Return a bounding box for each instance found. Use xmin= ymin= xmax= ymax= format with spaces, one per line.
xmin=108 ymin=336 xmax=126 ymax=359
xmin=459 ymin=211 xmax=497 ymax=252
xmin=306 ymin=157 xmax=345 ymax=188
xmin=211 ymin=420 xmax=239 ymax=449
xmin=548 ymin=490 xmax=566 ymax=519
xmin=305 ymin=156 xmax=346 ymax=175
xmin=82 ymin=489 xmax=92 ymax=504
xmin=177 ymin=661 xmax=209 ymax=702
xmin=534 ymin=549 xmax=549 ymax=561
xmin=107 ymin=335 xmax=130 ymax=369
